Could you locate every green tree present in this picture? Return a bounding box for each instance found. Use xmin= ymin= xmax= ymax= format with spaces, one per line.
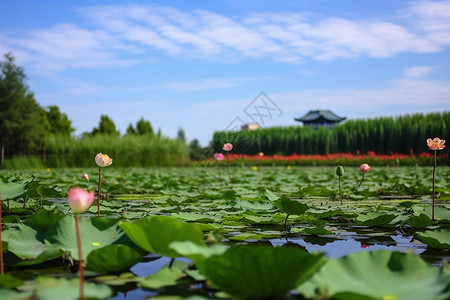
xmin=126 ymin=123 xmax=136 ymax=135
xmin=46 ymin=105 xmax=75 ymax=136
xmin=92 ymin=115 xmax=120 ymax=136
xmin=177 ymin=127 xmax=186 ymax=143
xmin=0 ymin=53 xmax=49 ymax=164
xmin=136 ymin=117 xmax=153 ymax=136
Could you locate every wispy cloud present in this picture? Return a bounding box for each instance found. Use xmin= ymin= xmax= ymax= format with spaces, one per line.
xmin=2 ymin=1 xmax=450 ymax=73
xmin=404 ymin=66 xmax=435 ymax=77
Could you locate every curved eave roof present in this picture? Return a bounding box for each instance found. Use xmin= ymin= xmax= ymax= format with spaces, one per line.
xmin=295 ymin=110 xmax=346 ymax=122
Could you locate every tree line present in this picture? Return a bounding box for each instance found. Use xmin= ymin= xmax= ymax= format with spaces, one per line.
xmin=0 ymin=53 xmax=188 ymax=167
xmin=211 ymin=112 xmax=449 ymax=156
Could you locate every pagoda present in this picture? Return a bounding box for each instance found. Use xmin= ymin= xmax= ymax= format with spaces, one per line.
xmin=295 ymin=110 xmax=346 ymax=129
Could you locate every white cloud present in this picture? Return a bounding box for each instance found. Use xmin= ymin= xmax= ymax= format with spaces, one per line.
xmin=404 ymin=66 xmax=435 ymax=77
xmin=2 ymin=1 xmax=450 ymax=73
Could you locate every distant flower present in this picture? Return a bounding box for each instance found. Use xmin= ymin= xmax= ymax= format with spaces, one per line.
xmin=68 ymin=188 xmax=94 ymax=214
xmin=360 ymin=243 xmax=369 ymax=249
xmin=427 ymin=137 xmax=445 ymax=150
xmin=46 ymin=168 xmax=51 ymax=172
xmin=360 ymin=163 xmax=370 ymax=173
xmin=286 ymin=165 xmax=292 ymax=170
xmin=252 ymin=166 xmax=258 ymax=171
xmin=223 ymin=143 xmax=233 ymax=152
xmin=82 ymin=173 xmax=89 ymax=181
xmin=214 ymin=153 xmax=224 ymax=161
xmin=95 ymin=153 xmax=113 ymax=167
xmin=427 ymin=137 xmax=445 ymax=220
xmin=258 ymin=152 xmax=264 ymax=157
xmin=358 ymin=164 xmax=370 ymax=189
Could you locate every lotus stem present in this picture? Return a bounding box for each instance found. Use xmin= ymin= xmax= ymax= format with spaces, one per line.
xmin=216 ymin=161 xmax=223 ymax=187
xmin=284 ymin=214 xmax=289 ymax=232
xmin=0 ymin=190 xmax=4 ymax=275
xmin=432 ymin=150 xmax=436 ymax=220
xmin=358 ymin=173 xmax=365 ymax=189
xmin=168 ymin=258 xmax=175 ymax=269
xmin=339 ymin=176 xmax=343 ymax=205
xmin=97 ymin=167 xmax=101 ymax=218
xmin=225 ymin=153 xmax=233 ymax=187
xmin=75 ymin=214 xmax=85 ymax=300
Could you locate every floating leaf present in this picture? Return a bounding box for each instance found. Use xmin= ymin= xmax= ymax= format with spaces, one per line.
xmin=86 ymin=245 xmax=143 ymax=274
xmin=406 ymin=214 xmax=435 ymax=228
xmin=8 ymin=224 xmax=46 ymax=259
xmin=0 ymin=288 xmax=32 ymax=300
xmin=34 ymin=277 xmax=112 ymax=300
xmin=196 ymin=245 xmax=325 ymax=299
xmin=274 ymin=196 xmax=309 ymax=215
xmin=355 ymin=212 xmax=397 ymax=226
xmin=297 ymin=250 xmax=450 ymax=300
xmin=120 ymin=215 xmax=205 ymax=258
xmin=45 ymin=216 xmax=126 ymax=260
xmin=169 ymin=241 xmax=228 ymax=263
xmin=139 ymin=264 xmax=186 ymax=289
xmin=417 ymin=229 xmax=450 ymax=249
xmin=0 ymin=274 xmax=23 ymax=288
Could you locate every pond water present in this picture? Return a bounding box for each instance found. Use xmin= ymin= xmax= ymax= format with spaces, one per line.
xmin=108 ymin=228 xmax=448 ymax=299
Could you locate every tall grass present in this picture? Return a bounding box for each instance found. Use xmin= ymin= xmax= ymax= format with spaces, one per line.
xmin=3 ymin=134 xmax=189 ymax=169
xmin=212 ymin=112 xmax=449 ymax=156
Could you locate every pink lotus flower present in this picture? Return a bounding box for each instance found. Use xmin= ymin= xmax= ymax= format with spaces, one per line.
xmin=82 ymin=173 xmax=89 ymax=180
xmin=360 ymin=163 xmax=370 ymax=173
xmin=68 ymin=188 xmax=95 ymax=213
xmin=95 ymin=153 xmax=113 ymax=167
xmin=427 ymin=137 xmax=446 ymax=150
xmin=360 ymin=243 xmax=369 ymax=249
xmin=214 ymin=153 xmax=224 ymax=161
xmin=223 ymin=143 xmax=233 ymax=152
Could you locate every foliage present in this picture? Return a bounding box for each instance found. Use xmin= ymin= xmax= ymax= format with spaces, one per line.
xmin=91 ymin=115 xmax=120 ymax=136
xmin=212 ymin=111 xmax=450 ymax=156
xmin=46 ymin=105 xmax=75 ymax=136
xmin=0 ymin=53 xmax=49 ymax=160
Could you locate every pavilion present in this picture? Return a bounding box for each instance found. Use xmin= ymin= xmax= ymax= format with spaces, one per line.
xmin=295 ymin=110 xmax=346 ymax=129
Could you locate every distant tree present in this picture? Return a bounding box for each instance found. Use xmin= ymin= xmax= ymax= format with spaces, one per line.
xmin=46 ymin=105 xmax=75 ymax=136
xmin=92 ymin=115 xmax=120 ymax=136
xmin=0 ymin=53 xmax=49 ymax=164
xmin=136 ymin=117 xmax=154 ymax=136
xmin=177 ymin=127 xmax=186 ymax=143
xmin=189 ymin=139 xmax=205 ymax=160
xmin=157 ymin=128 xmax=162 ymax=138
xmin=126 ymin=123 xmax=136 ymax=135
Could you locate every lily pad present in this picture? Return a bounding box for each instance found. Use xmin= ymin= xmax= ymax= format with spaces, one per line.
xmin=195 ymin=245 xmax=325 ymax=299
xmin=355 ymin=212 xmax=397 ymax=226
xmin=297 ymin=250 xmax=450 ymax=300
xmin=417 ymin=229 xmax=450 ymax=249
xmin=34 ymin=276 xmax=112 ymax=300
xmin=120 ymin=215 xmax=205 ymax=258
xmin=274 ymin=196 xmax=309 ymax=215
xmin=86 ymin=244 xmax=143 ymax=274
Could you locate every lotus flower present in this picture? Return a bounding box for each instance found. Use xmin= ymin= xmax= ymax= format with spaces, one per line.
xmin=82 ymin=173 xmax=89 ymax=181
xmin=358 ymin=164 xmax=370 ymax=188
xmin=427 ymin=137 xmax=446 ymax=150
xmin=95 ymin=153 xmax=112 ymax=217
xmin=95 ymin=153 xmax=113 ymax=167
xmin=223 ymin=143 xmax=233 ymax=152
xmin=427 ymin=137 xmax=445 ymax=220
xmin=67 ymin=187 xmax=94 ymax=299
xmin=68 ymin=188 xmax=95 ymax=214
xmin=214 ymin=153 xmax=224 ymax=161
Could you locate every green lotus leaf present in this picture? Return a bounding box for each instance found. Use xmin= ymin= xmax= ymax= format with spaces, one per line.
xmin=355 ymin=212 xmax=397 ymax=226
xmin=0 ymin=274 xmax=23 ymax=288
xmin=15 ymin=247 xmax=66 ymax=266
xmin=24 ymin=208 xmax=65 ymax=232
xmin=8 ymin=223 xmax=46 ymax=259
xmin=169 ymin=241 xmax=228 ymax=263
xmin=0 ymin=180 xmax=27 ymax=200
xmin=86 ymin=244 xmax=143 ymax=274
xmin=297 ymin=250 xmax=450 ymax=300
xmin=274 ymin=196 xmax=309 ymax=215
xmin=406 ymin=213 xmax=436 ymax=228
xmin=120 ymin=215 xmax=205 ymax=258
xmin=44 ymin=216 xmax=126 ymax=260
xmin=196 ymin=245 xmax=325 ymax=299
xmin=264 ymin=189 xmax=280 ymax=201
xmin=300 ymin=227 xmax=334 ymax=235
xmin=34 ymin=276 xmax=112 ymax=300
xmin=417 ymin=229 xmax=450 ymax=249
xmin=235 ymin=200 xmax=275 ymax=211
xmin=0 ymin=288 xmax=32 ymax=300
xmin=139 ymin=263 xmax=187 ymax=289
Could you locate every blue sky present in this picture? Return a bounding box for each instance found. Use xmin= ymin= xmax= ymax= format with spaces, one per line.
xmin=1 ymin=0 xmax=449 ymax=145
